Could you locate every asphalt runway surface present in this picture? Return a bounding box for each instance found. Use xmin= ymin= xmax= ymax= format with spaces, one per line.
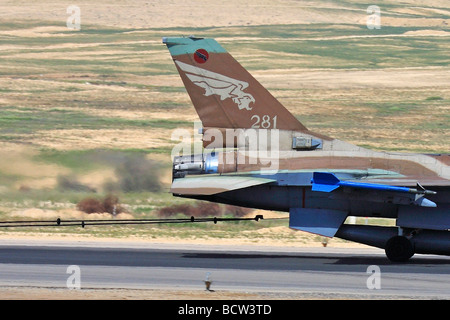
xmin=0 ymin=240 xmax=448 ymax=299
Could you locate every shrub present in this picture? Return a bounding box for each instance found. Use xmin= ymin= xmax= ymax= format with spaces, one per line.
xmin=157 ymin=204 xmax=196 ymax=217
xmin=102 ymin=194 xmax=121 ymax=214
xmin=157 ymin=202 xmax=252 ymax=218
xmin=223 ymin=205 xmax=253 ymax=217
xmin=76 ymin=194 xmax=125 ymax=214
xmin=195 ymin=202 xmax=222 ymax=217
xmin=76 ymin=197 xmax=104 ymax=214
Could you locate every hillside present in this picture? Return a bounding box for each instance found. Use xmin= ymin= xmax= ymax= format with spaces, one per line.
xmin=0 ymin=0 xmax=448 ymax=243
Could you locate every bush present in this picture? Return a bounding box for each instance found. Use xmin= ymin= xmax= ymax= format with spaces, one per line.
xmin=76 ymin=194 xmax=125 ymax=214
xmin=223 ymin=205 xmax=253 ymax=217
xmin=157 ymin=204 xmax=196 ymax=217
xmin=76 ymin=197 xmax=104 ymax=214
xmin=157 ymin=202 xmax=252 ymax=218
xmin=196 ymin=202 xmax=221 ymax=217
xmin=102 ymin=194 xmax=121 ymax=214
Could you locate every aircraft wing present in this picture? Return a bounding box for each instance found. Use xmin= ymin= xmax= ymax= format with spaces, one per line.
xmin=170 ymin=175 xmax=276 ymax=195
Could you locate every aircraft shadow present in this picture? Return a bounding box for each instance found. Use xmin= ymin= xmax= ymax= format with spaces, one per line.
xmin=182 ymin=252 xmax=450 ymax=273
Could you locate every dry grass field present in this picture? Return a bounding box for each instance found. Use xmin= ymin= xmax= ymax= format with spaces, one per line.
xmin=0 ymin=0 xmax=448 ymax=244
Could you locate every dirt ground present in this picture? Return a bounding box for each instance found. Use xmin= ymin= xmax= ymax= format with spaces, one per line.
xmin=0 ymin=286 xmax=380 ymax=300
xmin=0 ymin=287 xmax=263 ymax=300
xmin=2 ymin=0 xmax=449 ymax=29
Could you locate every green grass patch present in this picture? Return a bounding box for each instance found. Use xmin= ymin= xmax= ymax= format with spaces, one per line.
xmin=425 ymin=96 xmax=444 ymax=101
xmin=34 ymin=148 xmax=172 ymax=173
xmin=0 ymin=107 xmax=192 ymax=136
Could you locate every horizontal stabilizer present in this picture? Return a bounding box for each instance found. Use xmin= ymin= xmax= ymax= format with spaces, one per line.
xmin=171 ymin=175 xmax=275 ymax=195
xmin=289 ymin=208 xmax=348 ymax=237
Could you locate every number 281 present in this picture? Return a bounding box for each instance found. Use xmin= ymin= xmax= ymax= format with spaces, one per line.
xmin=250 ymin=115 xmax=277 ymax=129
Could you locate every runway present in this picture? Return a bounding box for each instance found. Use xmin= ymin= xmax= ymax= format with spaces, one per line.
xmin=0 ymin=240 xmax=448 ymax=299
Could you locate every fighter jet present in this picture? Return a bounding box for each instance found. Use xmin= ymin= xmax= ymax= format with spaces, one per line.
xmin=163 ymin=36 xmax=450 ymax=262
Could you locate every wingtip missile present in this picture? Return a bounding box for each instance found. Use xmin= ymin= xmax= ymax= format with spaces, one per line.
xmin=311 ymin=172 xmax=437 ymax=207
xmin=312 ymin=172 xmax=437 ymax=195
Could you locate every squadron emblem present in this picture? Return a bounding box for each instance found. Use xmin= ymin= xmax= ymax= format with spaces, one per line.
xmin=175 ymin=60 xmax=255 ymax=111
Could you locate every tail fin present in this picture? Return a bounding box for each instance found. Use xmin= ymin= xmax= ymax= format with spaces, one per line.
xmin=163 ymin=36 xmax=308 ymax=131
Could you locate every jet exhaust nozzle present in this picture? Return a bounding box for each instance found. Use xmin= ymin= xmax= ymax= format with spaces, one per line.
xmin=172 ymin=152 xmax=219 ymax=179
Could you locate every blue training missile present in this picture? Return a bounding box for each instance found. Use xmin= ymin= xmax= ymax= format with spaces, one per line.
xmin=311 ymin=172 xmax=437 ymax=195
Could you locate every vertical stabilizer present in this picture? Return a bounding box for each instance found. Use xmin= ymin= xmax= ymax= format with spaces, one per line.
xmin=163 ymin=36 xmax=308 ymax=131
